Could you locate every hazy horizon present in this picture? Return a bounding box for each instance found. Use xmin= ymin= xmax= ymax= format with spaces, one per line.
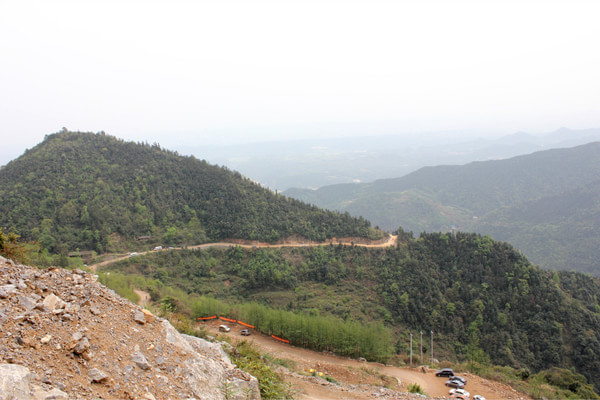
xmin=2 ymin=0 xmax=599 ymax=166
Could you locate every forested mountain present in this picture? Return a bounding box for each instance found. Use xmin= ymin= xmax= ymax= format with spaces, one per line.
xmin=107 ymin=232 xmax=600 ymax=394
xmin=0 ymin=130 xmax=381 ymax=254
xmin=284 ymin=142 xmax=600 ymax=274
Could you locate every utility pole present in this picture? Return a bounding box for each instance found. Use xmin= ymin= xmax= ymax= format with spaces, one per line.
xmin=409 ymin=333 xmax=413 ymax=365
xmin=430 ymin=330 xmax=434 ymax=366
xmin=420 ymin=331 xmax=423 ymax=365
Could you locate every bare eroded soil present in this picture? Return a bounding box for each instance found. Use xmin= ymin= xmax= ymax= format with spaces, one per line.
xmin=202 ymin=320 xmax=530 ymax=400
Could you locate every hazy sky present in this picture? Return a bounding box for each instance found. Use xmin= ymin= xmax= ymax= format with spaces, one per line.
xmin=1 ymin=0 xmax=599 ymax=164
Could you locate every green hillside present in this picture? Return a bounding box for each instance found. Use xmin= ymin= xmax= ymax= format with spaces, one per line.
xmin=284 ymin=142 xmax=600 ymax=274
xmin=474 ymin=179 xmax=600 ymax=274
xmin=0 ymin=130 xmax=382 ymax=254
xmin=104 ymin=232 xmax=600 ymax=394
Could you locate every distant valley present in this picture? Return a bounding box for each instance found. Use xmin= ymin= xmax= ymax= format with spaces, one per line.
xmin=285 ymin=141 xmax=600 ymax=275
xmin=192 ymin=127 xmax=600 ymax=191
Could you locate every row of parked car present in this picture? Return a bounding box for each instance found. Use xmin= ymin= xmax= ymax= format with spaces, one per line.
xmin=435 ymin=368 xmax=485 ymax=400
xmin=219 ymin=325 xmax=251 ymax=336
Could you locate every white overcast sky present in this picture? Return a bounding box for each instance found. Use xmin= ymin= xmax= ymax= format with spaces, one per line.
xmin=1 ymin=0 xmax=599 ymax=163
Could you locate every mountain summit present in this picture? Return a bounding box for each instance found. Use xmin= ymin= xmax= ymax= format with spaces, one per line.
xmin=0 ymin=130 xmax=381 ymax=255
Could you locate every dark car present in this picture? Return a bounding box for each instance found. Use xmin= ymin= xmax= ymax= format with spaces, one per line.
xmin=436 ymin=368 xmax=455 ymax=377
xmin=446 ymin=379 xmax=465 ymax=389
xmin=240 ymin=329 xmax=251 ymax=336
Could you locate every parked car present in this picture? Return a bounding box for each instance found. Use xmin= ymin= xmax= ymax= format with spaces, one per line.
xmin=154 ymin=246 xmax=163 ymax=251
xmin=450 ymin=394 xmax=469 ymax=400
xmin=473 ymin=396 xmax=486 ymax=400
xmin=449 ymin=388 xmax=470 ymax=398
xmin=240 ymin=329 xmax=251 ymax=336
xmin=446 ymin=379 xmax=465 ymax=389
xmin=219 ymin=325 xmax=230 ymax=332
xmin=436 ymin=368 xmax=455 ymax=377
xmin=452 ymin=376 xmax=467 ymax=385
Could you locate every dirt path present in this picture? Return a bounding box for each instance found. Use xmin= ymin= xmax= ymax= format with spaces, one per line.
xmin=201 ymin=320 xmax=530 ymax=400
xmin=134 ymin=288 xmax=151 ymax=307
xmin=88 ymin=235 xmax=398 ymax=271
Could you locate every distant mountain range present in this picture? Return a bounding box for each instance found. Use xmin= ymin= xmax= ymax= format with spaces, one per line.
xmin=285 ymin=142 xmax=600 ymax=274
xmin=193 ymin=127 xmax=600 ymax=190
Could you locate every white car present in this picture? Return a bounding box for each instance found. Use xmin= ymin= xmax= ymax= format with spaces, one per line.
xmin=473 ymin=396 xmax=486 ymax=400
xmin=154 ymin=246 xmax=163 ymax=251
xmin=449 ymin=388 xmax=470 ymax=398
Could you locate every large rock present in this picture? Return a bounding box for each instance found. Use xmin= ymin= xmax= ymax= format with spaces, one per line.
xmin=131 ymin=352 xmax=151 ymax=370
xmin=0 ymin=364 xmax=31 ymax=399
xmin=0 ymin=364 xmax=69 ymax=400
xmin=41 ymin=294 xmax=66 ymax=313
xmin=163 ymin=321 xmax=261 ymax=400
xmin=88 ymin=367 xmax=109 ymax=383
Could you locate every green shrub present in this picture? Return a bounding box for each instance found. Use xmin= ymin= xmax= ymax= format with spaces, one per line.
xmin=407 ymin=382 xmax=425 ymax=395
xmin=228 ymin=341 xmax=293 ymax=399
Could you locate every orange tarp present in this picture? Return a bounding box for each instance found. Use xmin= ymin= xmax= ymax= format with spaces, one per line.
xmin=237 ymin=320 xmax=255 ymax=329
xmin=198 ymin=316 xmax=255 ymax=329
xmin=271 ymin=335 xmax=290 ymax=344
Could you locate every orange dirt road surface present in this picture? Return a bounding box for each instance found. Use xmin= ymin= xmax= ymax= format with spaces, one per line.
xmin=201 ymin=320 xmax=530 ymax=400
xmin=89 ymin=234 xmax=398 ymax=272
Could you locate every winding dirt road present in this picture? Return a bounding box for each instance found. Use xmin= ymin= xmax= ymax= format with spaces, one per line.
xmin=89 ymin=234 xmax=398 ymax=272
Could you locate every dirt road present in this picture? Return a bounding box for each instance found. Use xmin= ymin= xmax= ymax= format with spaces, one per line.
xmin=89 ymin=235 xmax=398 ymax=271
xmin=202 ymin=320 xmax=530 ymax=400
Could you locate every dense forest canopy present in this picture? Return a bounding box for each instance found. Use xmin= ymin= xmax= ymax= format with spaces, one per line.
xmin=107 ymin=231 xmax=600 ymax=392
xmin=284 ymin=142 xmax=600 ymax=274
xmin=0 ymin=130 xmax=382 ymax=254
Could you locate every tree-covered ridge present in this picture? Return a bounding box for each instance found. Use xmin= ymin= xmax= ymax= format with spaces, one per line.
xmin=0 ymin=130 xmax=381 ymax=253
xmin=108 ymin=232 xmax=600 ymax=391
xmin=284 ymin=142 xmax=600 ymax=274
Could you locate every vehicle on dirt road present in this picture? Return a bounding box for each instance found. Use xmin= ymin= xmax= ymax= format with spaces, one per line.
xmin=240 ymin=329 xmax=251 ymax=336
xmin=219 ymin=325 xmax=230 ymax=332
xmin=449 ymin=388 xmax=470 ymax=397
xmin=436 ymin=368 xmax=454 ymax=377
xmin=450 ymin=393 xmax=469 ymax=400
xmin=446 ymin=379 xmax=465 ymax=389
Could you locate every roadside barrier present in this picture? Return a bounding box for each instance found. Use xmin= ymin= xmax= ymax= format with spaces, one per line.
xmin=197 ymin=315 xmax=290 ymax=344
xmin=198 ymin=316 xmax=256 ymax=331
xmin=271 ymin=335 xmax=290 ymax=344
xmin=237 ymin=320 xmax=255 ymax=329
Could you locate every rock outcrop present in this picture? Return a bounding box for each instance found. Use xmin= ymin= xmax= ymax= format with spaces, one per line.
xmin=0 ymin=256 xmax=260 ymax=400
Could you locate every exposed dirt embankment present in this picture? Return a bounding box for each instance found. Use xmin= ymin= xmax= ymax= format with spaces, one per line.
xmin=0 ymin=256 xmax=259 ymax=400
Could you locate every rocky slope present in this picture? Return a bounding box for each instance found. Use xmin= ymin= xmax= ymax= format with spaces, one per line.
xmin=0 ymin=256 xmax=260 ymax=400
